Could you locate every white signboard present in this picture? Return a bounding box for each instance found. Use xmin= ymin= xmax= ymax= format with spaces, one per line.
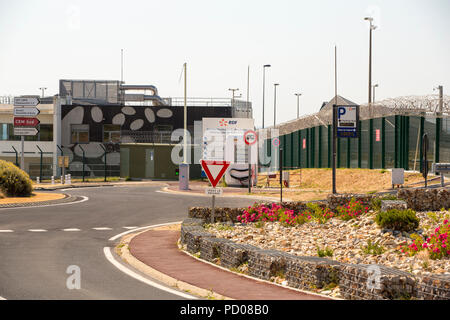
xmin=14 ymin=107 xmax=40 ymax=117
xmin=205 ymin=187 xmax=223 ymax=196
xmin=14 ymin=97 xmax=40 ymax=107
xmin=202 ymin=118 xmax=255 ymax=163
xmin=391 ymin=168 xmax=404 ymax=185
xmin=14 ymin=127 xmax=39 ymax=136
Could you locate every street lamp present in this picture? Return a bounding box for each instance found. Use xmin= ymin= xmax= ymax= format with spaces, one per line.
xmin=294 ymin=93 xmax=302 ymax=118
xmin=372 ymin=84 xmax=378 ymax=103
xmin=39 ymin=87 xmax=47 ymax=98
xmin=364 ymin=16 xmax=377 ymax=106
xmin=273 ymin=83 xmax=279 ymax=128
xmin=262 ymin=64 xmax=271 ymax=129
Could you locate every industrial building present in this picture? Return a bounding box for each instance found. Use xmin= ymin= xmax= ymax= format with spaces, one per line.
xmin=0 ymin=79 xmax=252 ymax=180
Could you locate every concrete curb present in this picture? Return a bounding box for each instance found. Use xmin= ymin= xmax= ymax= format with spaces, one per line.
xmin=0 ymin=194 xmax=83 ymax=208
xmin=116 ymin=225 xmax=233 ymax=300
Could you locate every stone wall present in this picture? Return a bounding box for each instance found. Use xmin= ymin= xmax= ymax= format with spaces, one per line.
xmin=397 ymin=188 xmax=450 ymax=211
xmin=179 ymin=218 xmax=450 ymax=300
xmin=188 ymin=201 xmax=313 ymax=223
xmin=220 ymin=242 xmax=261 ymax=269
xmin=339 ymin=264 xmax=416 ymax=300
xmin=247 ymin=249 xmax=292 ymax=281
xmin=416 ymin=274 xmax=450 ymax=300
xmin=327 ymin=194 xmax=375 ymax=211
xmin=286 ymin=256 xmax=341 ymax=291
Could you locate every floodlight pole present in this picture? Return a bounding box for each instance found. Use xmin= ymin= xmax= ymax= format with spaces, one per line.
xmin=279 ymin=146 xmax=283 ymax=203
xmin=332 ymin=45 xmax=338 ymax=194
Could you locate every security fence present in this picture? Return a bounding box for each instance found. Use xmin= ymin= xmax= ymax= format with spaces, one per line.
xmin=264 ymin=115 xmax=450 ymax=172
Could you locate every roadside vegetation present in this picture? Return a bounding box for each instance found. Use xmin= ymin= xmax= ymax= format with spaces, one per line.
xmin=0 ymin=160 xmax=33 ymax=197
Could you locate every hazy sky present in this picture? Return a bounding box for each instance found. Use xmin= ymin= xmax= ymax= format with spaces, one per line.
xmin=1 ymin=0 xmax=449 ymax=127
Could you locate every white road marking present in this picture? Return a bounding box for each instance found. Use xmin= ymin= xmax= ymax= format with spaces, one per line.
xmin=0 ymin=296 xmax=6 ymax=300
xmin=0 ymin=230 xmax=14 ymax=233
xmin=28 ymin=229 xmax=47 ymax=232
xmin=0 ymin=196 xmax=89 ymax=211
xmin=103 ymin=247 xmax=196 ymax=300
xmin=108 ymin=221 xmax=182 ymax=242
xmin=62 ymin=228 xmax=81 ymax=232
xmin=92 ymin=227 xmax=113 ymax=231
xmin=122 ymin=226 xmax=138 ymax=230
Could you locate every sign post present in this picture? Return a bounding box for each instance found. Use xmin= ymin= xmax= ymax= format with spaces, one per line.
xmin=200 ymin=160 xmax=230 ymax=224
xmin=58 ymin=156 xmax=69 ymax=184
xmin=332 ymin=105 xmax=359 ymax=193
xmin=422 ymin=133 xmax=429 ymax=188
xmin=244 ymin=130 xmax=257 ymax=194
xmin=13 ymin=97 xmax=40 ymax=170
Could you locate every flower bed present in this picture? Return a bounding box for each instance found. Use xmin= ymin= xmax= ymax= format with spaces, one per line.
xmin=206 ymin=201 xmax=450 ymax=295
xmin=237 ymin=199 xmax=367 ymax=226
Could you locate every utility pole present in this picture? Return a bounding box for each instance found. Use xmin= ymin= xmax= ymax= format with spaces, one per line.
xmin=121 ymin=49 xmax=124 ymax=83
xmin=437 ymin=85 xmax=443 ymax=113
xmin=183 ymin=63 xmax=187 ymax=164
xmin=332 ymin=45 xmax=338 ymax=194
xmin=262 ymin=64 xmax=271 ymax=129
xmin=246 ymin=65 xmax=250 ymax=107
xmin=273 ymin=83 xmax=279 ymax=128
xmin=372 ymin=84 xmax=378 ymax=103
xmin=364 ymin=17 xmax=377 ymax=107
xmin=294 ymin=93 xmax=302 ymax=118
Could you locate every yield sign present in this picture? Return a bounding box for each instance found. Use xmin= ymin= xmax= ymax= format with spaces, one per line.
xmin=200 ymin=160 xmax=230 ymax=188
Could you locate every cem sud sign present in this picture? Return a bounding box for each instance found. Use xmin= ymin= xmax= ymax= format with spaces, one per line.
xmin=14 ymin=117 xmax=40 ymax=127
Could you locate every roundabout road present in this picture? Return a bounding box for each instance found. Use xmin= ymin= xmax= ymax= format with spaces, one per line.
xmin=0 ymin=184 xmax=255 ymax=300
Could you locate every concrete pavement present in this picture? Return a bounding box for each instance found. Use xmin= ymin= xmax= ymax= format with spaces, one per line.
xmin=0 ymin=184 xmax=255 ymax=299
xmin=126 ymin=227 xmax=331 ymax=300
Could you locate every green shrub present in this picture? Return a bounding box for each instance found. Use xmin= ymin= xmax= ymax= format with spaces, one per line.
xmin=371 ymin=194 xmax=399 ymax=211
xmin=361 ymin=239 xmax=385 ymax=255
xmin=0 ymin=160 xmax=33 ymax=197
xmin=374 ymin=208 xmax=419 ymax=232
xmin=317 ymin=246 xmax=333 ymax=257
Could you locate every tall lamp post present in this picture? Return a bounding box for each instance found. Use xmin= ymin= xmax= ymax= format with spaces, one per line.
xmin=372 ymin=84 xmax=379 ymax=103
xmin=262 ymin=64 xmax=271 ymax=128
xmin=294 ymin=93 xmax=302 ymax=118
xmin=364 ymin=16 xmax=377 ymax=107
xmin=273 ymin=83 xmax=279 ymax=128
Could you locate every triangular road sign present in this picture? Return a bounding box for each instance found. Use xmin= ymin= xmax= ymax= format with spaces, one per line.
xmin=201 ymin=160 xmax=230 ymax=188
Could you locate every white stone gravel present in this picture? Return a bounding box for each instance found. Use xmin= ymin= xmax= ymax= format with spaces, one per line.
xmin=207 ymin=210 xmax=450 ymax=279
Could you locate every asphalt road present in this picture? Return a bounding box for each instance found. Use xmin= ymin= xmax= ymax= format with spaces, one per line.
xmin=0 ymin=184 xmax=255 ymax=300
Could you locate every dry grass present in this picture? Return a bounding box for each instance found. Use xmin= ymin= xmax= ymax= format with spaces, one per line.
xmin=0 ymin=192 xmax=66 ymax=204
xmin=257 ymin=168 xmax=425 ymax=193
xmin=253 ymin=168 xmax=427 ymax=202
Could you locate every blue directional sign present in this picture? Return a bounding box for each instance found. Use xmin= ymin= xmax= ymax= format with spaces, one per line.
xmin=336 ymin=105 xmax=359 ymax=138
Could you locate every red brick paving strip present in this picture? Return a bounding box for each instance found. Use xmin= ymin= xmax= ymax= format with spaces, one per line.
xmin=129 ymin=230 xmax=330 ymax=300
